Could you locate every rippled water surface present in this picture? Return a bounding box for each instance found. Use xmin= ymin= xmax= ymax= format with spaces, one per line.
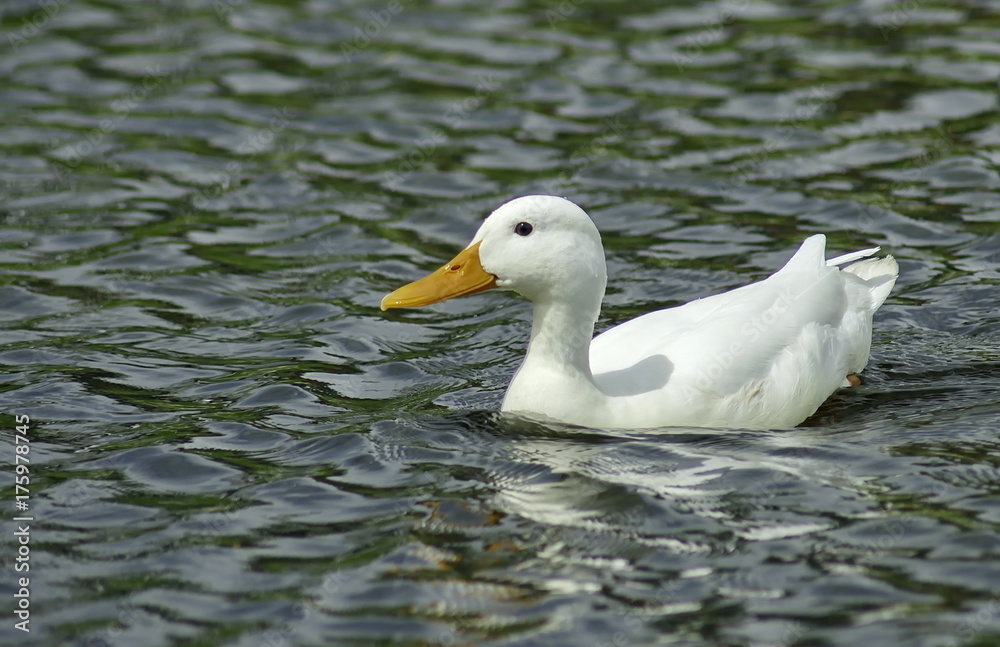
xmin=2 ymin=0 xmax=1000 ymax=645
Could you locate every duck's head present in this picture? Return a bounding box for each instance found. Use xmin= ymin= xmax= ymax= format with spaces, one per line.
xmin=381 ymin=195 xmax=607 ymax=311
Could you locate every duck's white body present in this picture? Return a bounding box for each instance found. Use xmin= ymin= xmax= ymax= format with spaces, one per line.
xmin=503 ymin=233 xmax=897 ymax=429
xmin=383 ymin=195 xmax=898 ymax=430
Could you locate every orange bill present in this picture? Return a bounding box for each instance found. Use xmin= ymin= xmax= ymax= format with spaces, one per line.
xmin=381 ymin=241 xmax=497 ymax=311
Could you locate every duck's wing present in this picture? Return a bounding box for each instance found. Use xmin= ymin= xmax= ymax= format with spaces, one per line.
xmin=590 ymin=235 xmax=897 ymax=426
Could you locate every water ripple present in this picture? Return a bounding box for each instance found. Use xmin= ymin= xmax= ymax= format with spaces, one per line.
xmin=1 ymin=1 xmax=999 ymax=646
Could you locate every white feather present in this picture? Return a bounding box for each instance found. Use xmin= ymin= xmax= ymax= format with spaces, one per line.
xmin=441 ymin=196 xmax=898 ymax=429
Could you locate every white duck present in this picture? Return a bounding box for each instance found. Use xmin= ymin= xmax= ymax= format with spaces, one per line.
xmin=381 ymin=195 xmax=898 ymax=430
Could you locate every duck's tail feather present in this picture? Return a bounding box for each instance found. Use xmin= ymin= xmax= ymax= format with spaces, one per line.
xmin=842 ymin=254 xmax=899 ymax=311
xmin=826 ymin=246 xmax=881 ymax=267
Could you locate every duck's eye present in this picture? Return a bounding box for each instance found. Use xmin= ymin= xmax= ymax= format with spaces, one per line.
xmin=514 ymin=222 xmax=533 ymax=236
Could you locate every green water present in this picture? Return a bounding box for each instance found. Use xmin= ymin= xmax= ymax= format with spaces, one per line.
xmin=1 ymin=0 xmax=999 ymax=646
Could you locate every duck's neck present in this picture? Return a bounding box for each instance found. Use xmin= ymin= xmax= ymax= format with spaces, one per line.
xmin=501 ymin=293 xmax=606 ymax=423
xmin=525 ymin=297 xmax=599 ymax=379
xmin=500 ymin=253 xmax=610 ymax=423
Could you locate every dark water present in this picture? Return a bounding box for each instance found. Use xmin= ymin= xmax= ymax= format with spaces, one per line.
xmin=1 ymin=0 xmax=1000 ymax=645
